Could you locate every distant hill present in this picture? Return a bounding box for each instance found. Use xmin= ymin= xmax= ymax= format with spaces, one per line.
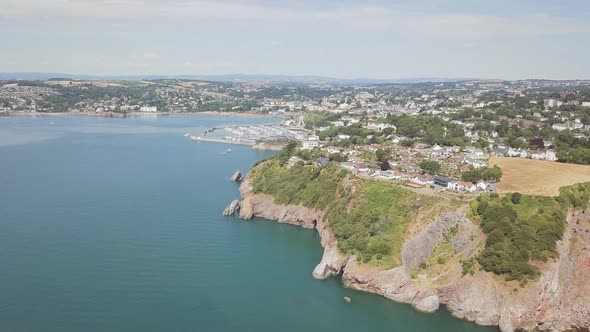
xmin=0 ymin=72 xmax=485 ymax=84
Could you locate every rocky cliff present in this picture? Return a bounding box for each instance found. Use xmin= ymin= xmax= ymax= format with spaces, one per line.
xmin=225 ymin=174 xmax=590 ymax=332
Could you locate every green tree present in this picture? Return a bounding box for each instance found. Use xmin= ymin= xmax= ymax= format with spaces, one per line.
xmin=329 ymin=153 xmax=347 ymax=162
xmin=419 ymin=160 xmax=441 ymax=175
xmin=375 ymin=148 xmax=388 ymax=162
xmin=400 ymin=138 xmax=414 ymax=147
xmin=477 ymin=200 xmax=489 ymax=215
xmin=462 ymin=169 xmax=482 ymax=183
xmin=511 ymin=192 xmax=522 ymax=204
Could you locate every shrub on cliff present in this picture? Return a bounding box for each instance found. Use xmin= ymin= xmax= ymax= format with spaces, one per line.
xmin=474 ymin=189 xmax=579 ymax=281
xmin=557 ymin=182 xmax=590 ymax=209
xmin=250 ymin=160 xmax=344 ymax=209
xmin=511 ymin=192 xmax=522 ymax=204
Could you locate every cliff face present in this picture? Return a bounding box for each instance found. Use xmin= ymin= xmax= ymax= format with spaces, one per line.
xmin=229 ymin=175 xmax=590 ymax=332
xmin=238 ymin=178 xmax=348 ymax=279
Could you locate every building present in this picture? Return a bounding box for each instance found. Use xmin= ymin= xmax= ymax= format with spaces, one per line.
xmin=544 ymin=99 xmax=562 ymax=108
xmin=323 ymin=146 xmax=341 ymax=154
xmin=464 ymin=158 xmax=488 ymax=168
xmin=531 ymin=151 xmax=546 ymax=160
xmin=545 ymin=150 xmax=558 ymax=161
xmin=301 ymin=135 xmax=320 ymax=150
xmin=433 ymin=175 xmax=454 ymax=188
xmin=412 ymin=174 xmax=434 ymax=185
xmin=367 ymin=122 xmax=396 ymax=132
xmin=476 ymin=180 xmax=487 ymax=191
xmin=316 ymin=157 xmax=330 ymax=167
xmin=552 ymin=123 xmax=569 ymax=132
xmin=287 ymin=156 xmax=304 ymax=168
xmin=355 ymin=162 xmax=369 ymax=172
xmin=454 ymin=181 xmax=477 ymax=193
xmin=507 ymin=148 xmax=528 ymax=158
xmin=488 ymin=181 xmax=497 ymax=192
xmin=140 ymin=106 xmax=157 ymax=113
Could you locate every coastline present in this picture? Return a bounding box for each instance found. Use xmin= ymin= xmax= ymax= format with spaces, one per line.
xmin=228 ymin=166 xmax=590 ymax=332
xmin=6 ymin=110 xmax=277 ymax=119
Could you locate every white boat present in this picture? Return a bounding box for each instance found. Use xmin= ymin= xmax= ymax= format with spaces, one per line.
xmin=226 ymin=148 xmax=232 ymax=153
xmin=184 ymin=133 xmax=190 ymax=137
xmin=190 ymin=135 xmax=200 ymax=141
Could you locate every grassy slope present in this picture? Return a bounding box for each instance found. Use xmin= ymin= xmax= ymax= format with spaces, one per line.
xmin=249 ymin=159 xmax=446 ymax=269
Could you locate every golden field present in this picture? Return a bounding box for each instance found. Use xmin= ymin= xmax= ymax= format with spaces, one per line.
xmin=489 ymin=156 xmax=590 ymax=196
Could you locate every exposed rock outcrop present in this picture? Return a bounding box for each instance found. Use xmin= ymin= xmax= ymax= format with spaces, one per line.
xmin=225 ymin=171 xmax=590 ymax=332
xmin=222 ymin=200 xmax=240 ymax=216
xmin=402 ymin=206 xmax=471 ymax=270
xmin=414 ymin=295 xmax=440 ymax=313
xmin=230 ymin=169 xmax=242 ymax=182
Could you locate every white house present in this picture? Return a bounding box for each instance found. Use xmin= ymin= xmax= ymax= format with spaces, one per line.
xmin=530 ymin=149 xmax=557 ymax=161
xmin=552 ymin=123 xmax=569 ymax=131
xmin=453 ymin=181 xmax=477 ymax=193
xmin=507 ymin=148 xmax=528 ymax=158
xmin=367 ymin=122 xmax=396 ymax=131
xmin=544 ymin=99 xmax=562 ymax=108
xmin=465 ymin=183 xmax=477 ymax=193
xmin=476 ymin=180 xmax=487 ymax=191
xmin=447 ymin=146 xmax=461 ymax=153
xmin=324 ymin=146 xmax=341 ymax=154
xmin=140 ymin=106 xmax=157 ymax=113
xmin=446 ymin=180 xmax=457 ymax=190
xmin=301 ymin=135 xmax=320 ymax=150
xmin=546 ymin=150 xmax=558 ymax=161
xmin=464 ymin=159 xmax=488 ymax=168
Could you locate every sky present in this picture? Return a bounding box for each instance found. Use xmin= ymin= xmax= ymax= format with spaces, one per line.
xmin=1 ymin=0 xmax=589 ymax=80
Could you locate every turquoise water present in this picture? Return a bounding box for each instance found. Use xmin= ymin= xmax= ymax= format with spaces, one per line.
xmin=0 ymin=115 xmax=496 ymax=332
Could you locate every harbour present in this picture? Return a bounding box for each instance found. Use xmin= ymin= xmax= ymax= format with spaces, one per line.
xmin=184 ymin=121 xmax=312 ymax=150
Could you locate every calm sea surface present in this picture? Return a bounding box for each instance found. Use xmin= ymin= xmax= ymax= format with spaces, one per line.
xmin=0 ymin=114 xmax=496 ymax=332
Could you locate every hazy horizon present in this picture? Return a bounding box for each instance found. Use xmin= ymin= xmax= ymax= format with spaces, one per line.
xmin=2 ymin=0 xmax=590 ymax=80
xmin=3 ymin=72 xmax=590 ymax=83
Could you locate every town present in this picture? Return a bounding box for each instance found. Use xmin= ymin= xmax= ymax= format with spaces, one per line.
xmin=3 ymin=77 xmax=590 ymax=196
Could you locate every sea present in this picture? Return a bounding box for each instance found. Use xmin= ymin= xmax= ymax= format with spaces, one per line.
xmin=0 ymin=114 xmax=497 ymax=332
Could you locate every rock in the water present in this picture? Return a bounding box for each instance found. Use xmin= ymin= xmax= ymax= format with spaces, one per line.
xmin=222 ymin=200 xmax=241 ymax=216
xmin=343 ymin=296 xmax=352 ymax=304
xmin=230 ymin=169 xmax=242 ymax=182
xmin=414 ymin=295 xmax=439 ymax=313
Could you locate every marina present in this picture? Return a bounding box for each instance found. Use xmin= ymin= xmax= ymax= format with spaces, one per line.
xmin=184 ymin=122 xmax=312 ymax=150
